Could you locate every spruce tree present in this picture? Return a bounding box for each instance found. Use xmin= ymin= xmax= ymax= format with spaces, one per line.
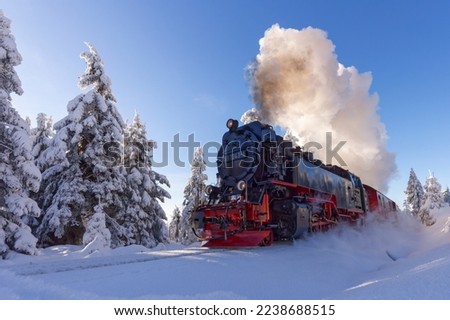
xmin=418 ymin=172 xmax=443 ymax=226
xmin=404 ymin=168 xmax=424 ymax=218
xmin=0 ymin=10 xmax=41 ymax=257
xmin=180 ymin=147 xmax=207 ymax=245
xmin=119 ymin=113 xmax=170 ymax=247
xmin=422 ymin=173 xmax=445 ymax=210
xmin=168 ymin=206 xmax=181 ymax=242
xmin=29 ymin=113 xmax=54 ymax=230
xmin=37 ymin=43 xmax=127 ymax=247
xmin=31 ymin=113 xmax=54 ymax=171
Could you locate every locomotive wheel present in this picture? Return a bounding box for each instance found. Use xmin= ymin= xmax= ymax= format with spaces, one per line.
xmin=259 ymin=231 xmax=273 ymax=247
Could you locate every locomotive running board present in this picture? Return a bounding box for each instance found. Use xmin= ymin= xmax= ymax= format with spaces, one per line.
xmin=202 ymin=230 xmax=272 ymax=247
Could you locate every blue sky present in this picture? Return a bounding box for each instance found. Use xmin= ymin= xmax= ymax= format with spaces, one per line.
xmin=2 ymin=0 xmax=450 ymax=214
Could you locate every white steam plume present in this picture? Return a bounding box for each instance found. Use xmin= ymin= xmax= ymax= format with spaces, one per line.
xmin=243 ymin=24 xmax=396 ymax=192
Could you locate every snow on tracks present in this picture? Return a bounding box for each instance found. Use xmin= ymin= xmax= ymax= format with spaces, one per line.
xmin=7 ymin=247 xmax=221 ymax=276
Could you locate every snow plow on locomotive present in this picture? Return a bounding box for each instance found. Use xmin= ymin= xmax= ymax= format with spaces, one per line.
xmin=191 ymin=119 xmax=397 ymax=247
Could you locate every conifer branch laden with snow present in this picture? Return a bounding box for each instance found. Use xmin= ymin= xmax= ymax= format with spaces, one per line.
xmin=0 ymin=10 xmax=23 ymax=97
xmin=82 ymin=203 xmax=112 ymax=253
xmin=31 ymin=113 xmax=54 ymax=166
xmin=0 ymin=10 xmax=41 ymax=258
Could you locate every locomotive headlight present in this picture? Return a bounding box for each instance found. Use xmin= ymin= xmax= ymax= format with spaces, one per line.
xmin=226 ymin=119 xmax=238 ymax=131
xmin=205 ymin=185 xmax=220 ymax=199
xmin=237 ymin=180 xmax=247 ymax=191
xmin=205 ymin=185 xmax=214 ymax=195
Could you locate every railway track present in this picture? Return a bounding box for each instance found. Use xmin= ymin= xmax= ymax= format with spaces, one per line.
xmin=6 ymin=247 xmax=223 ymax=276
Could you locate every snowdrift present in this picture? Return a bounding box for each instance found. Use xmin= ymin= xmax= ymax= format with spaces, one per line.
xmin=1 ymin=210 xmax=450 ymax=299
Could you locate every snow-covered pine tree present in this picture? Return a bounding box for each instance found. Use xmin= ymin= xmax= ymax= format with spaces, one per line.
xmin=0 ymin=10 xmax=41 ymax=257
xmin=119 ymin=113 xmax=170 ymax=247
xmin=82 ymin=202 xmax=111 ymax=254
xmin=37 ymin=43 xmax=128 ymax=248
xmin=180 ymin=147 xmax=207 ymax=245
xmin=28 ymin=113 xmax=54 ymax=230
xmin=418 ymin=172 xmax=444 ymax=226
xmin=404 ymin=168 xmax=424 ymax=218
xmin=168 ymin=206 xmax=181 ymax=242
xmin=422 ymin=172 xmax=445 ymax=210
xmin=31 ymin=113 xmax=54 ymax=170
xmin=442 ymin=186 xmax=450 ymax=206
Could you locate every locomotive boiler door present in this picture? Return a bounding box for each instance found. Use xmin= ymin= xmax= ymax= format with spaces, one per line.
xmin=217 ymin=130 xmax=261 ymax=187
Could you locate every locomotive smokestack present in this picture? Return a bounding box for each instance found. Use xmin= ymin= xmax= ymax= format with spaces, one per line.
xmin=244 ymin=24 xmax=397 ymax=192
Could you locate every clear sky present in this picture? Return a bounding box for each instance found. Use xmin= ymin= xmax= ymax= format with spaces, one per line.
xmin=2 ymin=0 xmax=450 ymax=216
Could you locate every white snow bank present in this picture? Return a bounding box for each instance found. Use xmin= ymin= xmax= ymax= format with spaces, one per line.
xmin=1 ymin=210 xmax=450 ymax=299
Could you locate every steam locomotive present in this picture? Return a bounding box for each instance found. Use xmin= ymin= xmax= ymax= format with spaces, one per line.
xmin=191 ymin=119 xmax=397 ymax=247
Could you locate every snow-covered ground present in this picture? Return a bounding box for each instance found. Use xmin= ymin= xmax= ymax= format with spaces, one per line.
xmin=1 ymin=210 xmax=450 ymax=300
